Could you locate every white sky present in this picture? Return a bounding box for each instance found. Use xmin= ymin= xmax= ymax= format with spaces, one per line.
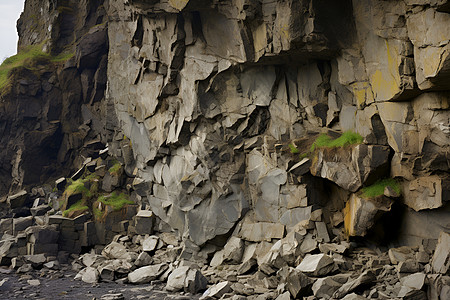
xmin=0 ymin=0 xmax=26 ymax=62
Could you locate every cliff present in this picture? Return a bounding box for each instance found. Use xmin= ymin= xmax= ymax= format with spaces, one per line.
xmin=0 ymin=0 xmax=449 ymax=298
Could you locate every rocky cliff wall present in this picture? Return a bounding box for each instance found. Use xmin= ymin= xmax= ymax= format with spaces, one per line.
xmin=1 ymin=0 xmax=449 ymax=249
xmin=105 ymin=0 xmax=449 ymax=247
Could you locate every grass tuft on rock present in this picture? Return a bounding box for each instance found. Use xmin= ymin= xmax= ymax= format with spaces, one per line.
xmin=0 ymin=43 xmax=73 ymax=91
xmin=98 ymin=192 xmax=133 ymax=211
xmin=310 ymin=131 xmax=364 ymax=152
xmin=62 ymin=200 xmax=88 ymax=217
xmin=361 ymin=178 xmax=401 ymax=198
xmin=65 ymin=178 xmax=90 ymax=196
xmin=108 ymin=161 xmax=122 ymax=176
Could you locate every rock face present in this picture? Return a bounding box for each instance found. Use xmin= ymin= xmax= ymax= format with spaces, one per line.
xmin=0 ymin=3 xmax=450 ymax=299
xmin=100 ymin=0 xmax=450 ymax=246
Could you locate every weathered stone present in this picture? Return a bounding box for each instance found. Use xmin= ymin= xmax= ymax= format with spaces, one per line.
xmin=398 ymin=272 xmax=426 ymax=298
xmin=286 ymin=268 xmax=313 ymax=298
xmin=200 ymin=281 xmax=232 ymax=300
xmin=100 ymin=294 xmax=125 ymax=300
xmin=101 ymin=242 xmax=134 ymax=261
xmin=13 ymin=216 xmax=33 ymax=234
xmin=134 ymin=252 xmax=152 ymax=267
xmin=134 ymin=210 xmax=154 ymax=235
xmin=389 ymin=246 xmax=416 ymax=265
xmin=333 ymin=270 xmax=376 ymax=298
xmin=344 ymin=194 xmax=394 ymax=237
xmin=81 ymin=267 xmax=100 ymax=283
xmin=142 ymin=236 xmax=159 ymax=252
xmin=166 ymin=266 xmax=208 ymax=293
xmin=128 ymin=264 xmax=168 ymax=284
xmin=296 ymin=254 xmax=335 ymax=277
xmin=223 ymin=237 xmax=244 ymax=264
xmin=403 ymin=176 xmax=447 ymax=211
xmin=312 ymin=274 xmax=351 ymax=299
xmin=7 ymin=190 xmax=28 ymax=209
xmin=431 ymin=231 xmax=450 ymax=274
xmin=27 ymin=279 xmax=40 ymax=286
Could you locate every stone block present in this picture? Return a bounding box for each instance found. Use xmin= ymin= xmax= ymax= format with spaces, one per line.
xmin=134 ymin=210 xmax=154 ymax=235
xmin=431 ymin=231 xmax=450 ymax=274
xmin=7 ymin=190 xmax=29 ymax=209
xmin=13 ymin=216 xmax=33 ymax=234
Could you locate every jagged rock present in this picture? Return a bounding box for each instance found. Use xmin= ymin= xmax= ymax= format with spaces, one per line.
xmin=81 ymin=267 xmax=100 ymax=283
xmin=286 ymin=268 xmax=313 ymax=298
xmin=310 ymin=145 xmax=390 ymax=192
xmin=13 ymin=216 xmax=33 ymax=234
xmin=341 ymin=293 xmax=367 ymax=300
xmin=134 ymin=252 xmax=152 ymax=267
xmin=344 ymin=194 xmax=394 ymax=236
xmin=142 ymin=236 xmax=159 ymax=252
xmin=397 ymin=260 xmax=421 ymax=273
xmin=312 ymin=274 xmax=351 ymax=299
xmin=7 ymin=190 xmax=28 ymax=209
xmin=134 ymin=210 xmax=154 ymax=235
xmin=127 ymin=263 xmax=168 ymax=284
xmin=223 ymin=237 xmax=244 ymax=264
xmin=275 ymin=291 xmax=291 ymax=300
xmin=166 ymin=266 xmax=208 ymax=293
xmin=403 ymin=176 xmax=448 ymax=211
xmin=200 ymin=281 xmax=232 ymax=299
xmin=296 ymin=254 xmax=335 ymax=277
xmin=24 ymin=254 xmax=46 ymax=268
xmin=333 ymin=270 xmax=376 ymax=298
xmin=398 ymin=273 xmax=426 ymax=298
xmin=101 ymin=242 xmax=135 ymax=261
xmin=389 ymin=247 xmax=416 ymax=265
xmin=431 ymin=231 xmax=450 ymax=274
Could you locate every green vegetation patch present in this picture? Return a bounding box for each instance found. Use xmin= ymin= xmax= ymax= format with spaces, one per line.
xmin=288 ymin=144 xmax=300 ymax=154
xmin=0 ymin=43 xmax=73 ymax=91
xmin=98 ymin=192 xmax=133 ymax=211
xmin=108 ymin=161 xmax=122 ymax=176
xmin=361 ymin=178 xmax=401 ymax=198
xmin=65 ymin=178 xmax=91 ymax=196
xmin=63 ymin=200 xmax=88 ymax=217
xmin=310 ymin=131 xmax=364 ymax=152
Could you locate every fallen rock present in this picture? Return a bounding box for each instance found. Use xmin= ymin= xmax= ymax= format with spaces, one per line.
xmin=102 ymin=242 xmax=135 ymax=261
xmin=100 ymin=294 xmax=125 ymax=300
xmin=296 ymin=254 xmax=335 ymax=277
xmin=166 ymin=266 xmax=208 ymax=293
xmin=389 ymin=246 xmax=415 ymax=265
xmin=333 ymin=270 xmax=376 ymax=298
xmin=128 ymin=263 xmax=168 ymax=284
xmin=312 ymin=274 xmax=351 ymax=299
xmin=142 ymin=236 xmax=159 ymax=252
xmin=431 ymin=231 xmax=450 ymax=274
xmin=27 ymin=279 xmax=40 ymax=286
xmin=200 ymin=281 xmax=232 ymax=299
xmin=82 ymin=267 xmax=99 ymax=283
xmin=341 ymin=293 xmax=368 ymax=300
xmin=134 ymin=251 xmax=153 ymax=267
xmin=286 ymin=268 xmax=313 ymax=298
xmin=398 ymin=272 xmax=426 ymax=298
xmin=223 ymin=237 xmax=244 ymax=264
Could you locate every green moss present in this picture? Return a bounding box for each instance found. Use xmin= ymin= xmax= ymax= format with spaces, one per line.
xmin=288 ymin=144 xmax=300 ymax=154
xmin=361 ymin=178 xmax=401 ymax=198
xmin=62 ymin=200 xmax=88 ymax=217
xmin=310 ymin=131 xmax=364 ymax=152
xmin=108 ymin=161 xmax=122 ymax=176
xmin=0 ymin=43 xmax=74 ymax=92
xmin=65 ymin=178 xmax=90 ymax=196
xmin=98 ymin=192 xmax=133 ymax=211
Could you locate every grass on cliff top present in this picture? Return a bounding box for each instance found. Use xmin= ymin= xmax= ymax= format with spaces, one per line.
xmin=310 ymin=131 xmax=364 ymax=152
xmin=361 ymin=178 xmax=401 ymax=198
xmin=0 ymin=43 xmax=73 ymax=91
xmin=98 ymin=192 xmax=133 ymax=211
xmin=62 ymin=200 xmax=88 ymax=217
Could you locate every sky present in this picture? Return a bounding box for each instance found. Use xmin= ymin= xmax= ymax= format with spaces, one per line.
xmin=0 ymin=0 xmax=26 ymax=63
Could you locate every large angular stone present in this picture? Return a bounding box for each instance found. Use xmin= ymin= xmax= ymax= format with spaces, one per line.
xmin=222 ymin=237 xmax=244 ymax=264
xmin=127 ymin=264 xmax=168 ymax=284
xmin=286 ymin=268 xmax=314 ymax=298
xmin=166 ymin=266 xmax=207 ymax=293
xmin=344 ymin=194 xmax=393 ymax=236
xmin=431 ymin=231 xmax=450 ymax=274
xmin=403 ymin=176 xmax=447 ymax=211
xmin=296 ymin=254 xmax=335 ymax=277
